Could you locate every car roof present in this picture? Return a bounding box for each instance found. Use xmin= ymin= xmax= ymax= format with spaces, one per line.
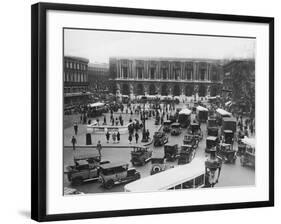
xmin=223 ymin=117 xmax=236 ymax=122
xmin=100 ymin=162 xmax=127 ymax=169
xmin=76 ymin=160 xmax=89 ymax=166
xmin=165 ymin=143 xmax=178 ymax=147
xmin=224 ymin=130 xmax=233 ymax=133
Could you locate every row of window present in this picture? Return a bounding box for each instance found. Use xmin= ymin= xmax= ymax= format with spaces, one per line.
xmin=119 ymin=67 xmax=215 ymax=81
xmin=64 ymin=86 xmax=87 ymax=93
xmin=65 ymin=61 xmax=87 ymax=70
xmin=64 ymin=72 xmax=88 ymax=82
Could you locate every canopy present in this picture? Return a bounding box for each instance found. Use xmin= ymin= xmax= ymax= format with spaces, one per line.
xmin=197 ymin=105 xmax=208 ymax=111
xmin=89 ymin=102 xmax=104 ymax=108
xmin=241 ymin=137 xmax=255 ymax=148
xmin=179 ymin=108 xmax=192 ymax=115
xmin=216 ymin=108 xmax=232 ymax=116
xmin=124 ymin=158 xmax=205 ymax=192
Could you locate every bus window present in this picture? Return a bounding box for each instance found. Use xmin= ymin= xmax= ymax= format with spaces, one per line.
xmin=175 ymin=184 xmax=182 ymax=190
xmin=194 ymin=174 xmax=205 ymax=187
xmin=182 ymin=179 xmax=194 ymax=189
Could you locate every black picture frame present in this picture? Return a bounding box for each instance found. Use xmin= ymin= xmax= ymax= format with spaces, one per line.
xmin=31 ymin=2 xmax=274 ymax=222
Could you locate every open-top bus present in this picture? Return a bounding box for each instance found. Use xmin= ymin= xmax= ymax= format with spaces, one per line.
xmin=124 ymin=158 xmax=206 ymax=192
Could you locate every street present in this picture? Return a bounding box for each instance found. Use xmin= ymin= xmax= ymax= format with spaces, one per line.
xmin=63 ymin=103 xmax=255 ymax=194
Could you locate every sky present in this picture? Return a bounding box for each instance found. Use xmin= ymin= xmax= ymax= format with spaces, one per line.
xmin=64 ymin=29 xmax=256 ymax=64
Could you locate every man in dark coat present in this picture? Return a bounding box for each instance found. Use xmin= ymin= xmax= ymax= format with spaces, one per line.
xmin=71 ymin=136 xmax=77 ymax=151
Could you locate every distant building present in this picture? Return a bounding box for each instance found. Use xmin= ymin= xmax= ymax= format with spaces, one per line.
xmin=88 ymin=63 xmax=109 ymax=92
xmin=63 ymin=56 xmax=90 ymax=106
xmin=109 ymin=57 xmax=223 ymax=100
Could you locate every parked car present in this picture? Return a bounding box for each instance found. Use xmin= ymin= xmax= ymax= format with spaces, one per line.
xmin=163 ymin=120 xmax=172 ymax=133
xmin=99 ymin=162 xmax=141 ymax=189
xmin=239 ymin=137 xmax=255 ymax=168
xmin=130 ymin=146 xmax=152 ymax=166
xmin=183 ymin=134 xmax=198 ymax=149
xmin=223 ymin=130 xmax=234 ymax=145
xmin=153 ymin=131 xmax=168 ymax=147
xmin=164 ymin=143 xmax=179 ymax=161
xmin=150 ymin=156 xmax=167 ymax=175
xmin=171 ymin=122 xmax=181 ymax=136
xmin=66 ymin=160 xmax=107 ymax=186
xmin=205 ymin=136 xmax=219 ymax=153
xmin=178 ymin=145 xmax=196 ymax=165
xmin=217 ymin=143 xmax=236 ymax=163
xmin=207 ymin=118 xmax=219 ymax=137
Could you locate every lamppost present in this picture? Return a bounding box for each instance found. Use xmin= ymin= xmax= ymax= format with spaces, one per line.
xmin=141 ymin=105 xmax=148 ymax=142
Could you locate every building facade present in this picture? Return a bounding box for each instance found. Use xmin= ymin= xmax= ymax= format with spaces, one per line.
xmin=109 ymin=57 xmax=223 ymax=100
xmin=64 ymin=56 xmax=90 ymax=106
xmin=88 ymin=63 xmax=109 ymax=92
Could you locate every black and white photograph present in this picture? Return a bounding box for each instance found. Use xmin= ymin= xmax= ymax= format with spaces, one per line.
xmin=63 ymin=28 xmax=256 ymax=195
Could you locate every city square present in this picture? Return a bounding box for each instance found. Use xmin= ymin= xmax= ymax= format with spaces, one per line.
xmin=63 ymin=29 xmax=255 ymax=195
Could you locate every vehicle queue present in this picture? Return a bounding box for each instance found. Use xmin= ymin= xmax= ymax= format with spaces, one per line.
xmin=65 ymin=98 xmax=255 ymax=194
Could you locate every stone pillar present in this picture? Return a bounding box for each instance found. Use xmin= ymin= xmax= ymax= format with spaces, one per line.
xmin=206 ymin=85 xmax=211 ymax=97
xmin=193 ymin=84 xmax=199 ymax=101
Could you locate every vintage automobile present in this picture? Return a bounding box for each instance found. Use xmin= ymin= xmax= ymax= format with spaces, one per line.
xmin=66 ymin=160 xmax=107 ymax=186
xmin=207 ymin=118 xmax=219 ymax=137
xmin=223 ymin=130 xmax=234 ymax=145
xmin=130 ymin=146 xmax=152 ymax=166
xmin=196 ymin=105 xmax=208 ymax=122
xmin=73 ymin=150 xmax=102 ymax=164
xmin=217 ymin=143 xmax=237 ymax=163
xmin=99 ymin=162 xmax=141 ymax=189
xmin=222 ymin=116 xmax=237 ymax=133
xmin=171 ymin=122 xmax=181 ymax=136
xmin=164 ymin=143 xmax=179 ymax=161
xmin=189 ymin=122 xmax=203 ymax=140
xmin=150 ymin=155 xmax=167 ymax=175
xmin=183 ymin=134 xmax=198 ymax=149
xmin=240 ymin=137 xmax=255 ymax=168
xmin=178 ymin=145 xmax=196 ymax=165
xmin=153 ymin=131 xmax=168 ymax=147
xmin=205 ymin=136 xmax=219 ymax=153
xmin=163 ymin=120 xmax=172 ymax=133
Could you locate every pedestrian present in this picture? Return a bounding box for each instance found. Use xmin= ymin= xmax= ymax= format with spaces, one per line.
xmin=73 ymin=122 xmax=78 ymax=135
xmin=96 ymin=140 xmax=102 ymax=158
xmin=80 ymin=114 xmax=83 ymax=123
xmin=103 ymin=116 xmax=107 ymax=125
xmin=106 ymin=131 xmax=110 ymax=143
xmin=131 ymin=110 xmax=133 ymax=116
xmin=115 ymin=118 xmax=119 ymax=126
xmin=71 ymin=136 xmax=77 ymax=151
xmin=96 ymin=118 xmax=100 ymax=126
xmin=112 ymin=132 xmax=116 ymax=143
xmin=146 ymin=129 xmax=150 ymax=140
xmin=135 ymin=132 xmax=139 ymax=144
xmin=117 ymin=131 xmax=120 ymax=143
xmin=128 ymin=134 xmax=132 ymax=144
xmin=120 ymin=119 xmax=124 ymax=126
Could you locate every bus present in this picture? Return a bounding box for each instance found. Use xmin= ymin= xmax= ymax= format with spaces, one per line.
xmin=196 ymin=105 xmax=208 ymax=122
xmin=124 ymin=158 xmax=206 ymax=192
xmin=216 ymin=108 xmax=232 ymax=126
xmin=178 ymin=108 xmax=192 ymax=128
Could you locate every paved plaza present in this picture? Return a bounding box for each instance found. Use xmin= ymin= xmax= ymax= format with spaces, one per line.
xmin=63 ymin=103 xmax=255 ymax=194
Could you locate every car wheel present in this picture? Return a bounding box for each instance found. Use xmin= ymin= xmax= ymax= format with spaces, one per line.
xmin=72 ymin=177 xmax=83 ymax=186
xmin=104 ymin=179 xmax=114 ymax=189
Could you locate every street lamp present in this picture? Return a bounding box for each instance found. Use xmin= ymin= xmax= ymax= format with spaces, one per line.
xmin=141 ymin=106 xmax=148 ymax=143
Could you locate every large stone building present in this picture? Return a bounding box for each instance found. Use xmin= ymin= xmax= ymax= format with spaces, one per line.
xmin=109 ymin=57 xmax=223 ymax=101
xmin=88 ymin=63 xmax=109 ymax=92
xmin=64 ymin=56 xmax=90 ymax=106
